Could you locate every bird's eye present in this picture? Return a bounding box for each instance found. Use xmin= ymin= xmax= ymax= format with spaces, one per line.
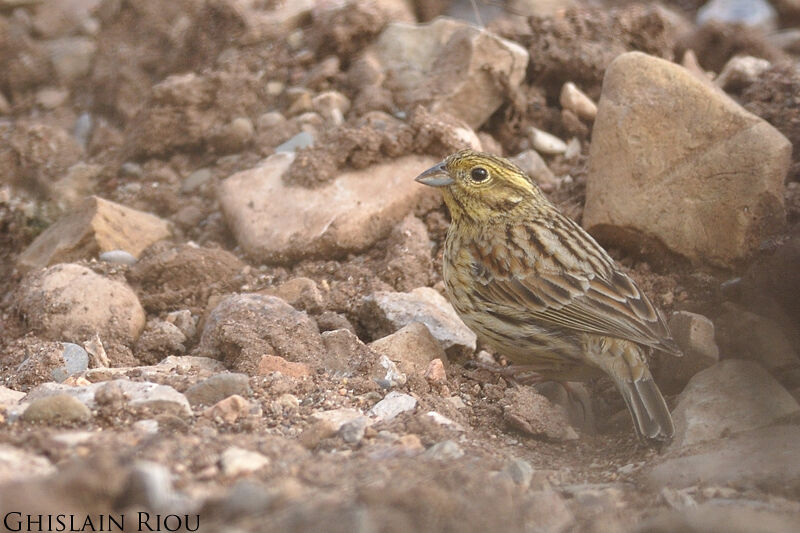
xmin=471 ymin=167 xmax=489 ymax=182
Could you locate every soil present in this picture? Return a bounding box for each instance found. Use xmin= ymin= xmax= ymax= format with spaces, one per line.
xmin=1 ymin=0 xmax=799 ymax=531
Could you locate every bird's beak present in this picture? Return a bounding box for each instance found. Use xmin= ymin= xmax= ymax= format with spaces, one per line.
xmin=414 ymin=162 xmax=454 ymax=187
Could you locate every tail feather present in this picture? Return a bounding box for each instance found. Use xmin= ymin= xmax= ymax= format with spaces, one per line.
xmin=618 ymin=377 xmax=674 ymax=443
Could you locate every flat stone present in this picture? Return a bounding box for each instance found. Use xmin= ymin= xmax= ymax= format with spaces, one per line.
xmin=364 ymin=287 xmax=477 ymax=354
xmin=18 ymin=196 xmax=170 ymax=271
xmin=219 ymin=153 xmax=439 ymax=263
xmin=372 ymin=18 xmax=528 ymax=128
xmin=646 ymin=425 xmax=800 ymax=492
xmin=16 ymin=263 xmax=146 ymax=344
xmin=669 ymin=360 xmax=800 ymax=450
xmin=584 ymin=52 xmax=790 ymax=268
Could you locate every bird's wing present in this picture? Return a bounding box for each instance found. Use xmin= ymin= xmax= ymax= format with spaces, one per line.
xmin=468 ymin=217 xmax=681 ymax=355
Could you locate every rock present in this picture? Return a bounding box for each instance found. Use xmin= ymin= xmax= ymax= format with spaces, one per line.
xmin=369 ymin=322 xmax=448 ymax=377
xmin=134 ymin=319 xmax=187 ymax=364
xmin=509 ymin=149 xmax=559 ymax=191
xmin=424 ymin=358 xmax=447 ymax=386
xmin=529 ymin=127 xmax=567 ymax=155
xmin=425 ymin=411 xmax=464 ymax=431
xmin=261 ymin=277 xmax=325 ymax=314
xmin=23 ymin=380 xmax=192 ymax=418
xmin=219 ymin=152 xmax=439 ymax=263
xmin=45 ymin=36 xmax=97 ymax=83
xmin=15 ymin=342 xmax=89 ymax=385
xmin=0 ymin=386 xmax=25 ymax=408
xmin=716 ymin=55 xmax=772 ymax=91
xmin=16 ymin=263 xmax=146 ymax=344
xmin=0 ymin=445 xmax=56 ymax=484
xmin=30 ymin=0 xmax=101 ymax=39
xmin=502 ymin=387 xmax=579 ymax=441
xmin=21 ymin=394 xmax=92 ymax=423
xmin=584 ymin=52 xmax=790 ymax=268
xmin=520 ymin=488 xmax=575 ymax=532
xmin=2 ymin=121 xmax=83 ymax=193
xmin=714 ymin=304 xmax=800 ymax=383
xmin=637 ymin=503 xmax=800 ymax=533
xmin=184 ymin=373 xmax=251 ymax=407
xmin=372 ymin=18 xmax=529 ymax=128
xmin=312 ymin=91 xmax=350 ymax=124
xmin=98 ymin=250 xmax=138 ymax=266
xmin=339 ymin=417 xmax=369 ymax=444
xmin=374 ymin=355 xmax=407 ymax=388
xmin=646 ymin=424 xmax=800 ymax=492
xmin=310 ymin=408 xmax=369 ymax=435
xmin=257 ymin=355 xmax=314 ymax=378
xmin=503 ymin=458 xmax=534 ymax=488
xmin=559 ymin=82 xmax=598 ymax=121
xmin=204 ymin=395 xmax=250 ymax=424
xmin=181 ymin=168 xmax=213 ymax=193
xmin=697 ymin=0 xmax=777 ymax=31
xmin=275 ymin=131 xmax=314 ymax=153
xmin=669 ymin=360 xmax=800 ymax=450
xmin=165 ymin=310 xmax=197 ymax=340
xmin=655 ymin=311 xmax=719 ymax=392
xmin=196 ymin=293 xmax=326 ymax=375
xmin=320 ymin=328 xmax=378 ymax=376
xmin=379 ymin=214 xmax=434 ymax=292
xmin=368 ymin=391 xmax=417 ymax=421
xmin=18 ymin=196 xmax=170 ymax=271
xmin=210 ymin=117 xmax=254 ymax=154
xmin=35 ymin=87 xmax=69 ymax=109
xmin=423 ymin=440 xmax=464 ymax=461
xmin=315 ymin=311 xmax=356 ymax=334
xmin=117 ymin=461 xmax=192 ymax=514
xmin=129 ymin=244 xmax=244 ymax=313
xmin=364 ymin=287 xmax=477 ymax=355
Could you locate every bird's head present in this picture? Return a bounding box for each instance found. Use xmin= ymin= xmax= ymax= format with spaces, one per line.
xmin=415 ymin=149 xmax=548 ymax=224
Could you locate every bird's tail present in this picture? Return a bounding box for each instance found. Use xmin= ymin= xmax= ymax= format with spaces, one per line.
xmin=586 ymin=337 xmax=674 ymax=444
xmin=615 ymin=371 xmax=674 ymax=443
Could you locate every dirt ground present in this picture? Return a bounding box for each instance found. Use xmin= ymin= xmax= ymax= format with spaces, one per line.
xmin=1 ymin=0 xmax=800 ymax=532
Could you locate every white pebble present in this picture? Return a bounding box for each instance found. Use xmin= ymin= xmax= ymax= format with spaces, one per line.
xmin=559 ymin=82 xmax=597 ymax=120
xmin=529 ymin=127 xmax=567 ymax=155
xmin=99 ymin=250 xmax=137 ymax=265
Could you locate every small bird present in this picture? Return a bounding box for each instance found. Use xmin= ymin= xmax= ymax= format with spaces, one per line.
xmin=415 ymin=149 xmax=681 ymax=443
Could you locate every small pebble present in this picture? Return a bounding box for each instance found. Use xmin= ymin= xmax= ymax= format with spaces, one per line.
xmin=181 ymin=168 xmax=214 ymax=193
xmin=119 ymin=162 xmax=143 ymax=179
xmin=368 ymin=391 xmax=417 ymax=421
xmin=21 ymin=394 xmax=92 ymax=423
xmin=52 ymin=342 xmax=89 ymax=382
xmin=220 ymin=447 xmax=270 ymax=476
xmin=184 ymin=373 xmax=251 ymax=406
xmin=423 ymin=440 xmax=464 ymax=461
xmin=559 ymin=82 xmax=597 ymax=121
xmin=503 ymin=458 xmax=534 ymax=487
xmin=529 ymin=127 xmax=567 ymax=155
xmin=99 ymin=249 xmax=137 ymax=265
xmin=339 ymin=417 xmax=368 ymax=444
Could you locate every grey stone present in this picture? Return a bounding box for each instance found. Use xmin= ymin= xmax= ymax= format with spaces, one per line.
xmin=117 ymin=461 xmax=194 ymax=514
xmin=53 ymin=342 xmax=89 ymax=382
xmin=368 ymin=391 xmax=417 ymax=421
xmin=669 ymin=359 xmax=800 ymax=450
xmin=339 ymin=417 xmax=368 ymax=444
xmin=181 ymin=168 xmax=214 ymax=193
xmin=275 ymin=131 xmax=314 ymax=153
xmin=503 ymin=458 xmax=534 ymax=488
xmin=98 ymin=250 xmax=138 ymax=265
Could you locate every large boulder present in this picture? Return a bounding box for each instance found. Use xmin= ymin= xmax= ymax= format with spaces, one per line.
xmin=584 ymin=52 xmax=790 ymax=267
